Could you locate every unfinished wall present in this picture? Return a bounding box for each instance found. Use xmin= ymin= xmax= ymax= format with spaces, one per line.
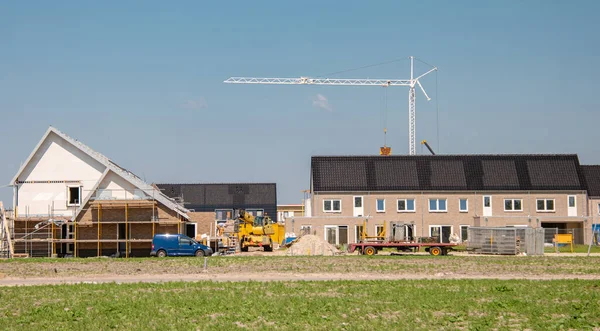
xmin=187 ymin=212 xmax=214 ymax=237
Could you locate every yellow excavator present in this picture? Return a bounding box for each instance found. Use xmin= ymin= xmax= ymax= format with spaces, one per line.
xmin=235 ymin=209 xmax=282 ymax=252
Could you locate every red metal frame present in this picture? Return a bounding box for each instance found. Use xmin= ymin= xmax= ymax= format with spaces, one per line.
xmin=349 ymin=242 xmax=458 ymax=254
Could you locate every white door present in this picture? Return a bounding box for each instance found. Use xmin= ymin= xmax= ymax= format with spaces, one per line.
xmin=483 ymin=196 xmax=492 ymax=216
xmin=353 ymin=196 xmax=364 ymax=217
xmin=568 ymin=195 xmax=577 ymax=217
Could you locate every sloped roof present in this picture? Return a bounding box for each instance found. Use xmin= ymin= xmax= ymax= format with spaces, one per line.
xmin=311 ymin=154 xmax=588 ymax=192
xmin=12 ymin=126 xmax=189 ymax=219
xmin=156 ymin=183 xmax=277 ymax=211
xmin=582 ymin=165 xmax=600 ymax=197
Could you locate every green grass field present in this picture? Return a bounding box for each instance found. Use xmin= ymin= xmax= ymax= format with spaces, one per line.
xmin=545 ymin=244 xmax=600 ymax=253
xmin=0 ymin=280 xmax=599 ymax=330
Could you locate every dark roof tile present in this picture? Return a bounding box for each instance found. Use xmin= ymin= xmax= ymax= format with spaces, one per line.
xmin=482 ymin=160 xmax=520 ymax=188
xmin=155 ymin=183 xmax=277 ymax=213
xmin=312 ymin=154 xmax=587 ymax=192
xmin=582 ymin=166 xmax=600 ymax=197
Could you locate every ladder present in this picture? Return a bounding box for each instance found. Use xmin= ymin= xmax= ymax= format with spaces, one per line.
xmin=0 ymin=202 xmax=14 ymax=258
xmin=227 ymin=235 xmax=239 ymax=254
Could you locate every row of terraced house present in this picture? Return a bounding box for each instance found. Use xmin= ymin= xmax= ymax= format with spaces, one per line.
xmin=6 ymin=127 xmax=600 ymax=257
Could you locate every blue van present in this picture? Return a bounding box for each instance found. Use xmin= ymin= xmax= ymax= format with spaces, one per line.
xmin=150 ymin=234 xmax=213 ymax=257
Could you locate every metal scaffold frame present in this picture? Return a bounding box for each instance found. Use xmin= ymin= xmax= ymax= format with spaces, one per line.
xmin=9 ymin=188 xmax=186 ymax=258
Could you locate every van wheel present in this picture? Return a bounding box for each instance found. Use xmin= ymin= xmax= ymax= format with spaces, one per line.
xmin=157 ymin=250 xmax=167 ymax=258
xmin=195 ymin=249 xmax=205 ymax=257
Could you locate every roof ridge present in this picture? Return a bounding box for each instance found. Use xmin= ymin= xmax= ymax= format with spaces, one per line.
xmin=155 ymin=182 xmax=276 ymax=185
xmin=312 ymin=154 xmax=580 ymax=157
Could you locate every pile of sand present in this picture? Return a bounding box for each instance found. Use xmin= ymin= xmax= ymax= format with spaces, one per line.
xmin=287 ymin=235 xmax=342 ymax=256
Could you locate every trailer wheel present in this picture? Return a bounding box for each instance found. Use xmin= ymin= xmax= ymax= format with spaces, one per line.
xmin=430 ymin=247 xmax=442 ymax=256
xmin=363 ymin=246 xmax=377 ymax=256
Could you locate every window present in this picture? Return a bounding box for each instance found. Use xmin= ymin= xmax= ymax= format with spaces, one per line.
xmin=568 ymin=196 xmax=576 ymax=208
xmin=375 ymin=225 xmax=385 ymax=238
xmin=300 ymin=225 xmax=312 ymax=236
xmin=355 ymin=224 xmax=364 ymax=243
xmin=179 ymin=237 xmax=192 ymax=245
xmin=459 ymin=199 xmax=468 ymax=212
xmin=391 ymin=223 xmax=414 ymax=242
xmin=323 ymin=199 xmax=341 ymax=212
xmin=504 ymin=199 xmax=523 ymax=211
xmin=397 ymin=199 xmax=416 ymax=212
xmin=429 ymin=225 xmax=452 ymax=243
xmin=376 ymin=199 xmax=385 ymax=212
xmin=429 ymin=199 xmax=447 ymax=212
xmin=67 ymin=186 xmax=81 ymax=206
xmin=215 ymin=209 xmax=233 ymax=221
xmin=460 ymin=225 xmax=469 ymax=242
xmin=246 ymin=209 xmax=264 ymax=217
xmin=483 ymin=196 xmax=491 ymax=208
xmin=536 ymin=199 xmax=555 ymax=212
xmin=354 ymin=197 xmax=362 ymax=208
xmin=324 ymin=225 xmax=348 ymax=245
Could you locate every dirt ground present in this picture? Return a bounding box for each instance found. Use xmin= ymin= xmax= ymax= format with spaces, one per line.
xmin=2 ymin=250 xmax=600 ymax=286
xmin=2 ymin=271 xmax=600 ymax=287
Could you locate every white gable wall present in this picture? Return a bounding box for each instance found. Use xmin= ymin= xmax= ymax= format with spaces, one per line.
xmin=16 ymin=132 xmax=106 ymax=217
xmin=96 ymin=172 xmax=139 ymax=200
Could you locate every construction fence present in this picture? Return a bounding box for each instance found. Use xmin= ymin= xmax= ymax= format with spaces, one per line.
xmin=543 ymin=228 xmax=584 ymax=245
xmin=467 ymin=227 xmax=545 ymax=255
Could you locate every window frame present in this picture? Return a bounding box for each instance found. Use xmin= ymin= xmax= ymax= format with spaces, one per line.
xmin=355 ymin=224 xmax=365 ymax=243
xmin=323 ymin=199 xmax=342 ymax=213
xmin=503 ymin=199 xmax=523 ymax=212
xmin=429 ymin=225 xmax=453 ymax=243
xmin=536 ymin=199 xmax=555 ymax=212
xmin=300 ymin=225 xmax=312 ymax=236
xmin=428 ymin=198 xmax=448 ymax=212
xmin=375 ymin=224 xmax=385 ymax=238
xmin=459 ymin=199 xmax=468 ymax=212
xmin=568 ymin=195 xmax=576 ymax=208
xmin=67 ymin=186 xmax=82 ymax=207
xmin=483 ymin=196 xmax=492 ymax=208
xmin=215 ymin=209 xmax=234 ymax=221
xmin=324 ymin=225 xmax=349 ymax=246
xmin=376 ymin=199 xmax=385 ymax=213
xmin=460 ymin=225 xmax=469 ymax=242
xmin=353 ymin=196 xmax=363 ymax=208
xmin=397 ymin=199 xmax=416 ymax=212
xmin=246 ymin=208 xmax=264 ymax=217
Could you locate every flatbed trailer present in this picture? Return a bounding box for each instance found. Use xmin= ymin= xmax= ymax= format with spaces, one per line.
xmin=349 ymin=241 xmax=458 ymax=256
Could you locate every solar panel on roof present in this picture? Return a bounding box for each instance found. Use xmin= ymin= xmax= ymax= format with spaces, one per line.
xmin=482 ymin=160 xmax=519 ymax=188
xmin=430 ymin=160 xmax=467 ymax=187
xmin=318 ymin=160 xmax=368 ymax=190
xmin=374 ymin=159 xmax=419 ymax=189
xmin=527 ymin=160 xmax=580 ymax=187
xmin=204 ymin=185 xmax=234 ymax=204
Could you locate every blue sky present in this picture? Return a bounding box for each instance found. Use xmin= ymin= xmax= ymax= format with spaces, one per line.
xmin=1 ymin=1 xmax=599 ymax=206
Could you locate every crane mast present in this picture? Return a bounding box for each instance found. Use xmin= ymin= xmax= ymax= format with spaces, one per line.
xmin=224 ymin=56 xmax=437 ymax=155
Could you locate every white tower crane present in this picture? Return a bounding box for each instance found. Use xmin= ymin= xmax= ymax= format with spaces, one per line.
xmin=224 ymin=56 xmax=437 ymax=155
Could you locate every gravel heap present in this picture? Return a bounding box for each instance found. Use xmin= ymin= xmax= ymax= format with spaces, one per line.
xmin=287 ymin=235 xmax=341 ymax=256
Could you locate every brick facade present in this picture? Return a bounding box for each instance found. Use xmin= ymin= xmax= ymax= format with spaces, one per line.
xmin=291 ymin=191 xmax=591 ymax=245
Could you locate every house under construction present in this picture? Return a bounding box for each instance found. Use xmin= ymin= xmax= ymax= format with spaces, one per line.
xmin=8 ymin=127 xmax=189 ymax=258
